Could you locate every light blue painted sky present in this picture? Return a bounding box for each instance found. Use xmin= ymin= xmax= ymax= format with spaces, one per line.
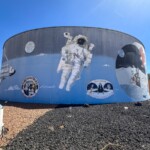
xmin=0 ymin=0 xmax=150 ymax=72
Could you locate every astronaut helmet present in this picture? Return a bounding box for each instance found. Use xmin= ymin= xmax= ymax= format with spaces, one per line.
xmin=73 ymin=35 xmax=88 ymax=46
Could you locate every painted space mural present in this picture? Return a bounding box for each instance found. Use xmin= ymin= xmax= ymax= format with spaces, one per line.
xmin=0 ymin=27 xmax=149 ymax=104
xmin=116 ymin=42 xmax=148 ymax=100
xmin=57 ymin=32 xmax=94 ymax=91
xmin=87 ymin=80 xmax=114 ymax=99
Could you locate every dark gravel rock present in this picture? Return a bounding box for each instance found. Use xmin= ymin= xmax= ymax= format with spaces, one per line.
xmin=4 ymin=100 xmax=150 ymax=150
xmin=134 ymin=102 xmax=142 ymax=106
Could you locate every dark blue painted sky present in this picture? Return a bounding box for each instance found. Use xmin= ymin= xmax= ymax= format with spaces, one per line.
xmin=0 ymin=0 xmax=150 ymax=72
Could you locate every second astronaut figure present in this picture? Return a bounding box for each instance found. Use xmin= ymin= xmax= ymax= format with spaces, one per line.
xmin=57 ymin=32 xmax=95 ymax=91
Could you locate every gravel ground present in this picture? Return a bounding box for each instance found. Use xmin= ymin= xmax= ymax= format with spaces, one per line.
xmin=0 ymin=101 xmax=55 ymax=148
xmin=1 ymin=100 xmax=150 ymax=150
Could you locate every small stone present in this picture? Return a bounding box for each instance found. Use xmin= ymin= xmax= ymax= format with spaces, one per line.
xmin=48 ymin=126 xmax=54 ymax=131
xmin=67 ymin=114 xmax=72 ymax=118
xmin=69 ymin=107 xmax=72 ymax=110
xmin=134 ymin=102 xmax=142 ymax=106
xmin=142 ymin=145 xmax=145 ymax=148
xmin=59 ymin=125 xmax=64 ymax=129
xmin=124 ymin=106 xmax=128 ymax=110
xmin=83 ymin=104 xmax=90 ymax=107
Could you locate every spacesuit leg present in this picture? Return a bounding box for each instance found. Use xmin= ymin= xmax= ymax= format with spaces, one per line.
xmin=66 ymin=65 xmax=81 ymax=91
xmin=59 ymin=66 xmax=72 ymax=89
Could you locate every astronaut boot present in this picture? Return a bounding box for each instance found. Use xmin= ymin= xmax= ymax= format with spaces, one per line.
xmin=66 ymin=82 xmax=72 ymax=91
xmin=59 ymin=82 xmax=65 ymax=89
xmin=59 ymin=77 xmax=67 ymax=89
xmin=59 ymin=76 xmax=67 ymax=89
xmin=66 ymin=76 xmax=76 ymax=91
xmin=59 ymin=68 xmax=72 ymax=89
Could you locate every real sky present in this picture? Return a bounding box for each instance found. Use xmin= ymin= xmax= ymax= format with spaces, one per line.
xmin=0 ymin=0 xmax=150 ymax=72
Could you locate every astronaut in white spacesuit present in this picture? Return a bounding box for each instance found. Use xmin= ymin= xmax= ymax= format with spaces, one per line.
xmin=57 ymin=32 xmax=95 ymax=91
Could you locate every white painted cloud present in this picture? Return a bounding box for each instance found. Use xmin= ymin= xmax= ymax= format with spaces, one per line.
xmin=6 ymin=85 xmax=20 ymax=91
xmin=40 ymin=85 xmax=55 ymax=89
xmin=37 ymin=53 xmax=46 ymax=57
xmin=103 ymin=64 xmax=110 ymax=67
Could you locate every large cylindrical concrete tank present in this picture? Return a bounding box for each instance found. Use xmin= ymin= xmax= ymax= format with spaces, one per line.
xmin=0 ymin=27 xmax=149 ymax=104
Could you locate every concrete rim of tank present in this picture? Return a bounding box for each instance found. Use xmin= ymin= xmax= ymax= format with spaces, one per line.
xmin=3 ymin=26 xmax=144 ymax=49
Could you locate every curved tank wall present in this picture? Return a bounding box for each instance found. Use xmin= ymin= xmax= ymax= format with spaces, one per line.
xmin=0 ymin=27 xmax=149 ymax=104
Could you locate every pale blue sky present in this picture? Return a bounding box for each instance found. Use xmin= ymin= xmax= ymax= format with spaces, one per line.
xmin=0 ymin=0 xmax=150 ymax=72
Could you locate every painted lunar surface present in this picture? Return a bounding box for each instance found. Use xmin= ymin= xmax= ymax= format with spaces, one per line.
xmin=116 ymin=42 xmax=148 ymax=98
xmin=57 ymin=32 xmax=95 ymax=91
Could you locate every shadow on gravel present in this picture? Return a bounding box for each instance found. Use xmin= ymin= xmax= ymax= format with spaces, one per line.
xmin=4 ymin=101 xmax=150 ymax=150
xmin=0 ymin=100 xmax=107 ymax=109
xmin=0 ymin=100 xmax=57 ymax=109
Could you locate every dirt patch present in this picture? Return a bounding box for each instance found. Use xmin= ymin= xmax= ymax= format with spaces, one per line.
xmin=0 ymin=102 xmax=55 ymax=147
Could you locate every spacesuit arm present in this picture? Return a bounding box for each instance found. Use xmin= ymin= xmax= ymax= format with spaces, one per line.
xmin=57 ymin=47 xmax=68 ymax=73
xmin=83 ymin=53 xmax=93 ymax=67
xmin=88 ymin=43 xmax=95 ymax=51
xmin=64 ymin=32 xmax=73 ymax=45
xmin=61 ymin=47 xmax=68 ymax=60
xmin=83 ymin=43 xmax=94 ymax=67
xmin=57 ymin=57 xmax=65 ymax=73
